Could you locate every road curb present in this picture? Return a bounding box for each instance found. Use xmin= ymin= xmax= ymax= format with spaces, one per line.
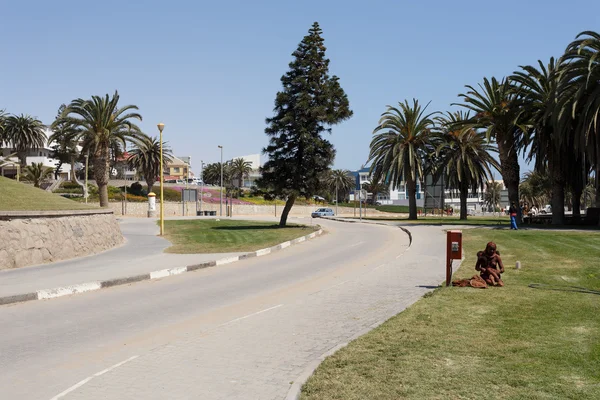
xmin=0 ymin=228 xmax=323 ymax=306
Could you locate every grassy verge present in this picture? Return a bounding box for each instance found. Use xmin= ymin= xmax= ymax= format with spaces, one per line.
xmin=301 ymin=229 xmax=600 ymax=399
xmin=163 ymin=219 xmax=319 ymax=253
xmin=375 ymin=205 xmax=422 ymax=213
xmin=0 ymin=176 xmax=96 ymax=211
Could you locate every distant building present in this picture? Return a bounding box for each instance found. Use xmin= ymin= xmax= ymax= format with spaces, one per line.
xmin=349 ymin=166 xmax=425 ymax=206
xmin=164 ymin=155 xmax=191 ymax=181
xmin=0 ymin=129 xmax=71 ymax=180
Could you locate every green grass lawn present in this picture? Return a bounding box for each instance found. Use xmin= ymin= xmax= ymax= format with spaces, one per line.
xmin=163 ymin=219 xmax=319 ymax=253
xmin=0 ymin=176 xmax=96 ymax=211
xmin=301 ymin=228 xmax=600 ymax=399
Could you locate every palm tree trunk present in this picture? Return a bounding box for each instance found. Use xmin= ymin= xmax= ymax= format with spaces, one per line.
xmin=146 ymin=179 xmax=156 ymax=194
xmin=279 ymin=193 xmax=296 ymax=227
xmin=572 ymin=187 xmax=582 ymax=225
xmin=406 ymin=177 xmax=417 ymax=220
xmin=70 ymin=160 xmax=76 ymax=183
xmin=496 ymin=132 xmax=520 ymax=218
xmin=94 ymin=146 xmax=110 ymax=207
xmin=459 ymin=183 xmax=468 ymax=220
xmin=549 ymin=150 xmax=565 ymax=225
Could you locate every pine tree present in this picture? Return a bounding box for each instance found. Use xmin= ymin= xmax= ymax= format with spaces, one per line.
xmin=260 ymin=22 xmax=352 ymax=226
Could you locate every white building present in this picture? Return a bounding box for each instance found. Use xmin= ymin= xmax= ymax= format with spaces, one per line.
xmin=233 ymin=153 xmax=262 ymax=187
xmin=0 ymin=129 xmax=71 ymax=180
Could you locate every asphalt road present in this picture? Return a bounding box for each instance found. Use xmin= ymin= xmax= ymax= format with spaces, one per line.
xmin=0 ymin=218 xmax=446 ymax=399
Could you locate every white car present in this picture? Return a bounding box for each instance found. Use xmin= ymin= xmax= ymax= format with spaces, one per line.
xmin=311 ymin=208 xmax=334 ymax=218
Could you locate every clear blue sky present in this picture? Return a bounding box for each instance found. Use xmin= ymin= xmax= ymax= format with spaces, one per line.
xmin=2 ymin=0 xmax=599 ymax=178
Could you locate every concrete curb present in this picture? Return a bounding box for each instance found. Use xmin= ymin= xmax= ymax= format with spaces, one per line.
xmin=285 ymin=219 xmax=414 ymax=400
xmin=0 ymin=228 xmax=323 ymax=307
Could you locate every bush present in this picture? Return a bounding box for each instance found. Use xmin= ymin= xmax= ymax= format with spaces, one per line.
xmin=129 ymin=182 xmax=144 ymax=196
xmin=61 ymin=182 xmax=82 ymax=190
xmin=149 ymin=186 xmax=181 ymax=201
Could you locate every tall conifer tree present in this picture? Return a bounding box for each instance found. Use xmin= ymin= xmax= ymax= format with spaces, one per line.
xmin=260 ymin=22 xmax=352 ymax=226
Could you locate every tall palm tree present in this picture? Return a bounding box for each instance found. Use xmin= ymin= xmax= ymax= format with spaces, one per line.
xmin=49 ymin=104 xmax=81 ymax=181
xmin=231 ymin=158 xmax=253 ymax=189
xmin=562 ymin=31 xmax=600 ymax=207
xmin=455 ymin=77 xmax=528 ymax=218
xmin=60 ymin=91 xmax=142 ymax=207
xmin=511 ymin=58 xmax=568 ymax=224
xmin=484 ymin=181 xmax=503 ymax=214
xmin=128 ymin=134 xmax=173 ymax=193
xmin=434 ymin=111 xmax=500 ymax=220
xmin=22 ymin=162 xmax=53 ymax=188
xmin=325 ymin=169 xmax=355 ymax=204
xmin=3 ymin=114 xmax=47 ymax=167
xmin=368 ymin=99 xmax=437 ymax=220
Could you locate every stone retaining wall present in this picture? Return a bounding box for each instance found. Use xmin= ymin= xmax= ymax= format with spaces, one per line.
xmin=104 ymin=201 xmax=393 ymax=218
xmin=0 ymin=210 xmax=123 ymax=269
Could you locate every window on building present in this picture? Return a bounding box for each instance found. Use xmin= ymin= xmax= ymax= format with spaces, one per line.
xmin=360 ymin=175 xmax=368 ymax=182
xmin=174 ymin=167 xmax=180 ymax=173
xmin=39 ymin=152 xmax=42 ymax=156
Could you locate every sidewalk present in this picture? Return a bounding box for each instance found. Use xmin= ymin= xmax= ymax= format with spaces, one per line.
xmin=0 ymin=218 xmax=245 ymax=300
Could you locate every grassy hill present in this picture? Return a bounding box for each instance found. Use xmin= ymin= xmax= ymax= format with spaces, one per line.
xmin=0 ymin=177 xmax=97 ymax=211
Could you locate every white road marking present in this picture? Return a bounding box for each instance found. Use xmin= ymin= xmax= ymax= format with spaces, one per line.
xmin=280 ymin=241 xmax=291 ymax=249
xmin=37 ymin=282 xmax=102 ymax=300
xmin=219 ymin=304 xmax=284 ymax=327
xmin=348 ymin=241 xmax=365 ymax=248
xmin=150 ymin=266 xmax=187 ymax=280
xmin=215 ymin=256 xmax=240 ymax=265
xmin=373 ymin=263 xmax=386 ymax=271
xmin=255 ymin=248 xmax=271 ymax=257
xmin=49 ymin=355 xmax=139 ymax=400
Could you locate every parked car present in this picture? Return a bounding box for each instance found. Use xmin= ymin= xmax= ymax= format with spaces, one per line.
xmin=311 ymin=208 xmax=335 ymax=218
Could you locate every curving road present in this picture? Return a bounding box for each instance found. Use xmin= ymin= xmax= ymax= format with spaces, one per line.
xmin=0 ymin=218 xmax=447 ymax=400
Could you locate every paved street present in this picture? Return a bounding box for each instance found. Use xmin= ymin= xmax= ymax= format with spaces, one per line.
xmin=0 ymin=218 xmax=448 ymax=399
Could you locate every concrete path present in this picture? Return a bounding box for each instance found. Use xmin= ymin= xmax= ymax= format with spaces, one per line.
xmin=0 ymin=218 xmax=449 ymax=400
xmin=0 ymin=218 xmax=245 ymax=299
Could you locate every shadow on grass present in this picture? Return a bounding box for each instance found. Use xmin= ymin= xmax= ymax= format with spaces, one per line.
xmin=213 ymin=225 xmax=309 ymax=230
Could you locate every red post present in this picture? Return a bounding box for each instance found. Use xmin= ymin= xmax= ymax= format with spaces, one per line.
xmin=446 ymin=230 xmax=462 ymax=286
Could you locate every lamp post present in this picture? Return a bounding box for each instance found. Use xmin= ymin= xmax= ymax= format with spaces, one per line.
xmin=157 ymin=123 xmax=165 ymax=235
xmin=200 ymin=160 xmax=204 ymax=214
xmin=218 ymin=145 xmax=223 ymax=216
xmin=84 ymin=153 xmax=89 ymax=203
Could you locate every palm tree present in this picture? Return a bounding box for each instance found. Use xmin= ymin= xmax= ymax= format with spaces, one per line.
xmin=562 ymin=31 xmax=600 ymax=207
xmin=368 ymin=99 xmax=437 ymax=220
xmin=202 ymin=162 xmax=221 ymax=186
xmin=22 ymin=162 xmax=53 ymax=188
xmin=325 ymin=169 xmax=355 ymax=205
xmin=520 ymin=171 xmax=551 ymax=209
xmin=128 ymin=134 xmax=173 ymax=192
xmin=511 ymin=58 xmax=568 ymax=224
xmin=60 ymin=91 xmax=142 ymax=207
xmin=455 ymin=77 xmax=528 ymax=218
xmin=434 ymin=111 xmax=500 ymax=220
xmin=231 ymin=158 xmax=252 ymax=189
xmin=0 ymin=109 xmax=7 ymax=143
xmin=3 ymin=114 xmax=47 ymax=167
xmin=49 ymin=104 xmax=81 ymax=181
xmin=484 ymin=181 xmax=503 ymax=214
xmin=361 ymin=179 xmax=389 ymax=205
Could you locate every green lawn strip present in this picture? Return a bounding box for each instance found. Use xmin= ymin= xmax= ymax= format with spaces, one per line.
xmin=301 ymin=229 xmax=600 ymax=400
xmin=0 ymin=176 xmax=97 ymax=211
xmin=163 ymin=219 xmax=319 ymax=253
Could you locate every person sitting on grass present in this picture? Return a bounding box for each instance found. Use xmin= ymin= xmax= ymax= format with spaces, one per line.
xmin=475 ymin=242 xmax=505 ymax=287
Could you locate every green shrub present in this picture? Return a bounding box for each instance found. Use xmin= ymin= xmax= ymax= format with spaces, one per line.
xmin=61 ymin=181 xmax=82 ymax=190
xmin=129 ymin=182 xmax=144 ymax=196
xmin=375 ymin=205 xmax=423 ymax=213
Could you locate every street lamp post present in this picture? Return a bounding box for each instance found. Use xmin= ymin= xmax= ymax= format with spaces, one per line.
xmin=84 ymin=153 xmax=89 ymax=204
xmin=200 ymin=160 xmax=204 ymax=214
xmin=218 ymin=145 xmax=223 ymax=216
xmin=157 ymin=123 xmax=165 ymax=235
